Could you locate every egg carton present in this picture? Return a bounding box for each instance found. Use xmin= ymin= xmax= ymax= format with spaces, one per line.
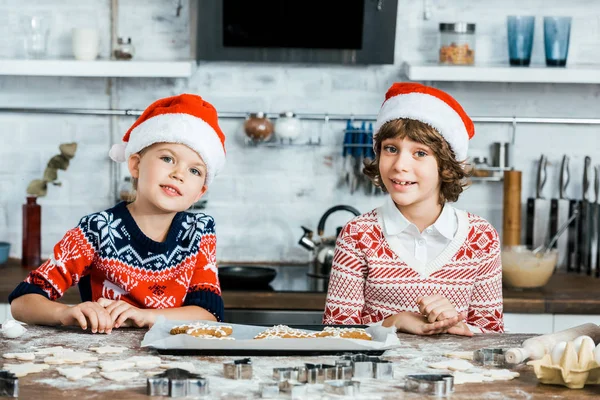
xmin=527 ymin=340 xmax=600 ymax=389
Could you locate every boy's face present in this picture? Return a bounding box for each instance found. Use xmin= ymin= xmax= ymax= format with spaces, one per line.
xmin=128 ymin=143 xmax=207 ymax=213
xmin=378 ymin=136 xmax=441 ymax=211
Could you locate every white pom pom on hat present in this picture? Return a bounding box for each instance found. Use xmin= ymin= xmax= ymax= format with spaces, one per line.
xmin=374 ymin=82 xmax=475 ymax=162
xmin=109 ymin=93 xmax=226 ymax=185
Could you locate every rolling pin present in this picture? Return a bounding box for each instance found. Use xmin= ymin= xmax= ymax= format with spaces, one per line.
xmin=505 ymin=323 xmax=600 ymax=364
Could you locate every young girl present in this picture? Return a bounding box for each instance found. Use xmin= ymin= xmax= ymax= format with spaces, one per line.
xmin=9 ymin=93 xmax=227 ymax=334
xmin=323 ymin=83 xmax=503 ymax=335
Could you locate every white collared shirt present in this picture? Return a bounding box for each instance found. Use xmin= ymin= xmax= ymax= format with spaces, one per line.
xmin=380 ymin=196 xmax=458 ymax=263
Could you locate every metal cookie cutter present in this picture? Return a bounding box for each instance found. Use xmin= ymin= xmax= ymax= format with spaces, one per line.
xmin=302 ymin=363 xmax=337 ymax=384
xmin=259 ymin=380 xmax=279 ymax=398
xmin=324 ymin=380 xmax=360 ymax=396
xmin=273 ymin=367 xmax=304 ymax=382
xmin=278 ymin=379 xmax=307 ymax=399
xmin=147 ymin=368 xmax=208 ymax=398
xmin=0 ymin=371 xmax=18 ymax=398
xmin=223 ymin=358 xmax=253 ymax=380
xmin=405 ymin=374 xmax=454 ymax=397
xmin=473 ymin=348 xmax=509 ymax=367
xmin=339 ymin=354 xmax=394 ymax=379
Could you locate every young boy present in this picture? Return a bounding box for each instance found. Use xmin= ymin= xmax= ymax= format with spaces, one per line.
xmin=9 ymin=94 xmax=227 ymax=334
xmin=323 ymin=83 xmax=503 ymax=335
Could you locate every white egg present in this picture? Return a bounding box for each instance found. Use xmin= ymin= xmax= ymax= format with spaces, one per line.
xmin=572 ymin=335 xmax=595 ymax=354
xmin=594 ymin=343 xmax=600 ymax=365
xmin=0 ymin=319 xmax=27 ymax=339
xmin=551 ymin=341 xmax=568 ymax=365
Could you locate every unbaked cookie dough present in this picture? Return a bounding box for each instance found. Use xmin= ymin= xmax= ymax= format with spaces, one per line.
xmin=2 ymin=363 xmax=49 ymax=377
xmin=89 ymin=346 xmax=128 ymax=354
xmin=57 ymin=366 xmax=96 ymax=381
xmin=3 ymin=352 xmax=36 ymax=361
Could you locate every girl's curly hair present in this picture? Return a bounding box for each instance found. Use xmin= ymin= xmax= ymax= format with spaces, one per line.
xmin=363 ymin=119 xmax=470 ymax=204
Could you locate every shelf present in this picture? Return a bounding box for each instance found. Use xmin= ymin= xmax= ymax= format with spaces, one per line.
xmin=471 ymin=176 xmax=503 ymax=182
xmin=402 ymin=62 xmax=600 ymax=84
xmin=0 ymin=59 xmax=196 ymax=78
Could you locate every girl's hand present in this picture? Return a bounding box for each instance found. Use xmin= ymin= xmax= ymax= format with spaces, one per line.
xmin=383 ymin=311 xmax=466 ymax=336
xmin=57 ymin=301 xmax=114 ymax=334
xmin=446 ymin=321 xmax=474 ymax=337
xmin=416 ymin=294 xmax=461 ymax=323
xmin=96 ymin=298 xmax=154 ymax=328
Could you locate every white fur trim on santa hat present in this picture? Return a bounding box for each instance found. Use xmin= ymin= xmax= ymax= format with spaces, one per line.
xmin=374 ymin=92 xmax=469 ymax=161
xmin=122 ymin=113 xmax=225 ymax=185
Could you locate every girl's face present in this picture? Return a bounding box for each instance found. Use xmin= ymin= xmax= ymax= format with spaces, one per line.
xmin=128 ymin=143 xmax=207 ymax=213
xmin=378 ymin=136 xmax=441 ymax=211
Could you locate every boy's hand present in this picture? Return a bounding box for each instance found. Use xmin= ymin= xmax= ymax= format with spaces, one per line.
xmin=57 ymin=301 xmax=114 ymax=334
xmin=383 ymin=311 xmax=466 ymax=336
xmin=97 ymin=298 xmax=155 ymax=328
xmin=416 ymin=294 xmax=461 ymax=323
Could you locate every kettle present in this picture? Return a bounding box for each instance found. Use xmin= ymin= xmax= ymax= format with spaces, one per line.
xmin=299 ymin=205 xmax=361 ymax=278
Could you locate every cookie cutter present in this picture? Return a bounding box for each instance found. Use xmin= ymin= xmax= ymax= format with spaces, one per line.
xmin=278 ymin=379 xmax=307 ymax=398
xmin=338 ymin=354 xmax=394 ymax=379
xmin=146 ymin=368 xmax=208 ymax=397
xmin=259 ymin=380 xmax=279 ymax=398
xmin=223 ymin=358 xmax=253 ymax=379
xmin=405 ymin=374 xmax=454 ymax=397
xmin=302 ymin=363 xmax=337 ymax=384
xmin=324 ymin=379 xmax=360 ymax=396
xmin=0 ymin=371 xmax=18 ymax=398
xmin=273 ymin=367 xmax=304 ymax=382
xmin=473 ymin=348 xmax=510 ymax=367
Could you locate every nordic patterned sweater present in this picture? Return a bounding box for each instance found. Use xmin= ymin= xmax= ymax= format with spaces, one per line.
xmin=9 ymin=201 xmax=224 ymax=321
xmin=323 ymin=208 xmax=504 ymax=333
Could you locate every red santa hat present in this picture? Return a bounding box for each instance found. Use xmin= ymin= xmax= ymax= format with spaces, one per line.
xmin=109 ymin=93 xmax=226 ymax=185
xmin=373 ymin=83 xmax=474 ymax=161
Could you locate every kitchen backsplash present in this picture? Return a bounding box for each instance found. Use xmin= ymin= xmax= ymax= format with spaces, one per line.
xmin=1 ymin=0 xmax=600 ymax=262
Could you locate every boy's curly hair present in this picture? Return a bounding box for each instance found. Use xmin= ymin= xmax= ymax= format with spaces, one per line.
xmin=363 ymin=119 xmax=470 ymax=204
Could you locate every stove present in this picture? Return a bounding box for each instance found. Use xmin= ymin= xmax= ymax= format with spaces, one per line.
xmin=219 ymin=264 xmax=329 ymax=293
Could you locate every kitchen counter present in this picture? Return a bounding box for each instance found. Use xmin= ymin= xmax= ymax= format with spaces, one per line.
xmin=2 ymin=258 xmax=600 ymax=314
xmin=1 ymin=324 xmax=600 ymax=399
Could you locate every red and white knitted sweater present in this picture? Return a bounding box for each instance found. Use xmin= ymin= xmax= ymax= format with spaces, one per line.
xmin=323 ymin=208 xmax=504 ymax=333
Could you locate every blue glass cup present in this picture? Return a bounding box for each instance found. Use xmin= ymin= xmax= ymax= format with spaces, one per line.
xmin=507 ymin=16 xmax=535 ymax=66
xmin=544 ymin=16 xmax=572 ymax=67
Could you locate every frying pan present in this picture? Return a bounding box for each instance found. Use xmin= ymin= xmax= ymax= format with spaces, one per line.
xmin=218 ymin=265 xmax=277 ymax=289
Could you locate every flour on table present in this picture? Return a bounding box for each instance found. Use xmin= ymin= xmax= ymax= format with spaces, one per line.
xmin=98 ymin=360 xmax=136 ymax=372
xmin=3 ymin=352 xmax=36 ymax=361
xmin=57 ymin=367 xmax=96 ymax=381
xmin=100 ymin=371 xmax=139 ymax=382
xmin=125 ymin=356 xmax=162 ymax=368
xmin=160 ymin=361 xmax=195 ymax=372
xmin=2 ymin=363 xmax=49 ymax=377
xmin=88 ymin=346 xmax=128 ymax=354
xmin=428 ymin=359 xmax=474 ymax=371
xmin=44 ymin=352 xmax=98 ymax=365
xmin=443 ymin=351 xmax=473 ymax=360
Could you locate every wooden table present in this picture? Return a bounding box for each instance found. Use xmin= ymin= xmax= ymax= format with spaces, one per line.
xmin=1 ymin=325 xmax=600 ymax=399
xmin=3 ymin=258 xmax=600 ymax=313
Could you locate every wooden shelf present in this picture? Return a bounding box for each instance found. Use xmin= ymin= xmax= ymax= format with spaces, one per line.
xmin=0 ymin=59 xmax=196 ymax=78
xmin=402 ymin=61 xmax=600 ymax=84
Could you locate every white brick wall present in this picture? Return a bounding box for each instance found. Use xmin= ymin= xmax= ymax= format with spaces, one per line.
xmin=0 ymin=0 xmax=599 ymax=263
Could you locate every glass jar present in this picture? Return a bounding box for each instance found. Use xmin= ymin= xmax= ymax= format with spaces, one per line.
xmin=114 ymin=37 xmax=135 ymax=60
xmin=439 ymin=22 xmax=476 ymax=65
xmin=243 ymin=112 xmax=274 ymax=143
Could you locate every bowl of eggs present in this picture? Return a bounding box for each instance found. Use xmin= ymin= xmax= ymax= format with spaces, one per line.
xmin=527 ymin=335 xmax=600 ymax=389
xmin=501 ymin=245 xmax=558 ymax=289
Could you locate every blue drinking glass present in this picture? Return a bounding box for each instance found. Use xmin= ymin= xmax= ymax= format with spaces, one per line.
xmin=507 ymin=16 xmax=535 ymax=66
xmin=544 ymin=16 xmax=572 ymax=67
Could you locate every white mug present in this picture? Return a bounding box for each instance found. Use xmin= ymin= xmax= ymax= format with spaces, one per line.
xmin=72 ymin=28 xmax=99 ymax=61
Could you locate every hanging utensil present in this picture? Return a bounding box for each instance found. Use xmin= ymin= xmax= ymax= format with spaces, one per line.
xmin=579 ymin=156 xmax=592 ymax=275
xmin=525 ymin=155 xmax=550 ymax=251
xmin=533 ymin=208 xmax=578 ymax=256
xmin=593 ymin=165 xmax=600 ymax=276
xmin=550 ymin=155 xmax=571 ymax=270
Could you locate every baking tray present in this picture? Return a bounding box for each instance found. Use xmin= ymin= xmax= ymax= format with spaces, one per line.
xmin=142 ymin=319 xmax=399 ymax=356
